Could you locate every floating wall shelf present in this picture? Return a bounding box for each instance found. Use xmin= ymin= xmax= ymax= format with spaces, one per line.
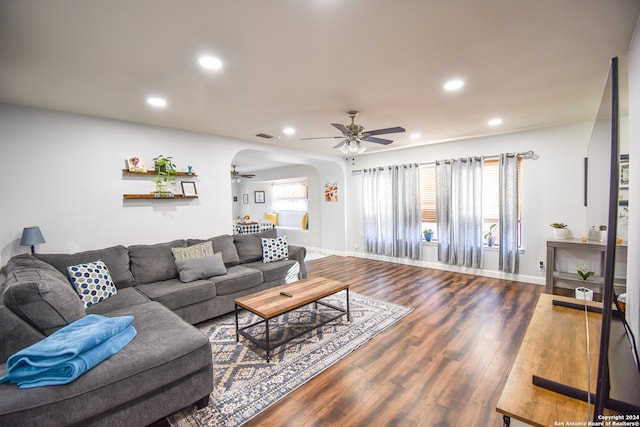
xmin=122 ymin=169 xmax=198 ymax=201
xmin=122 ymin=169 xmax=198 ymax=177
xmin=123 ymin=194 xmax=198 ymax=200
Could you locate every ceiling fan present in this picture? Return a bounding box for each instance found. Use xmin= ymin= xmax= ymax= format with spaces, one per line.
xmin=301 ymin=111 xmax=405 ymax=155
xmin=230 ymin=165 xmax=255 ymax=183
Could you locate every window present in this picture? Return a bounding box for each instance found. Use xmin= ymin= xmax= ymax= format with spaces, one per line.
xmin=420 ymin=164 xmax=437 ymax=238
xmin=419 ymin=158 xmax=521 ymax=243
xmin=271 ymin=179 xmax=308 ymax=211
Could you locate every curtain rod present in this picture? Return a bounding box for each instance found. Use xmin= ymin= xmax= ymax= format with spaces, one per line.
xmin=350 ymin=150 xmax=538 ymax=175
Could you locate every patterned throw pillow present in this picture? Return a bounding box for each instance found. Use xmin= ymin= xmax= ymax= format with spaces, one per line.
xmin=171 ymin=241 xmax=214 ymax=260
xmin=66 ymin=260 xmax=117 ymax=308
xmin=261 ymin=236 xmax=288 ymax=263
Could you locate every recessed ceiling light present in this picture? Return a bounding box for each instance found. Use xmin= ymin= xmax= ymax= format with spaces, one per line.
xmin=147 ymin=97 xmax=167 ymax=108
xmin=410 ymin=133 xmax=421 ymax=140
xmin=283 ymin=127 xmax=295 ymax=135
xmin=488 ymin=118 xmax=503 ymax=126
xmin=198 ymin=56 xmax=223 ymax=70
xmin=444 ymin=79 xmax=465 ymax=91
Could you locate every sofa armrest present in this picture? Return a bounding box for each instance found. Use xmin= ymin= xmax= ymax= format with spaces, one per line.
xmin=287 ymin=245 xmax=307 ymax=279
xmin=0 ymin=304 xmax=45 ymax=363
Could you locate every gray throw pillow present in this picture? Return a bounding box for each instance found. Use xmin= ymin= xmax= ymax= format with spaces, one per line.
xmin=175 ymin=253 xmax=227 ymax=283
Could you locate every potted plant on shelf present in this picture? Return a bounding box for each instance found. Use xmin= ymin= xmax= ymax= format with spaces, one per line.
xmin=423 ymin=229 xmax=434 ymax=242
xmin=153 ymin=154 xmax=177 ymax=198
xmin=550 ymin=222 xmax=569 ymax=239
xmin=484 ymin=223 xmax=497 ymax=247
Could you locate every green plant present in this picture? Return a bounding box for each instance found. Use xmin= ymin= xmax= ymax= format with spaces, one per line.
xmin=423 ymin=229 xmax=433 ymax=235
xmin=550 ymin=223 xmax=567 ymax=229
xmin=483 ymin=223 xmax=497 ymax=240
xmin=577 ymin=263 xmax=595 ymax=284
xmin=152 ymin=154 xmax=177 ymax=193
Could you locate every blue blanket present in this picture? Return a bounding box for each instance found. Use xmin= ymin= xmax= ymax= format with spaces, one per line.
xmin=0 ymin=314 xmax=136 ymax=388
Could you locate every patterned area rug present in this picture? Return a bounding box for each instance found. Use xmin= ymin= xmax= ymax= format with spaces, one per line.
xmin=167 ymin=290 xmax=412 ymax=427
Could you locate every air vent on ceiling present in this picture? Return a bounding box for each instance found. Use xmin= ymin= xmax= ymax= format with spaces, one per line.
xmin=256 ymin=133 xmax=277 ymax=139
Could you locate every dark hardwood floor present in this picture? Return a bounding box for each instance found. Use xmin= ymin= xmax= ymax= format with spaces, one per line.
xmin=245 ymin=256 xmax=543 ymax=427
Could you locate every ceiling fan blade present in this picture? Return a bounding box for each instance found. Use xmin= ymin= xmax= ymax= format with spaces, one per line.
xmin=362 ymin=136 xmax=393 ymax=145
xmin=333 ymin=139 xmax=348 ymax=149
xmin=300 ymin=136 xmax=344 ymax=140
xmin=364 ymin=126 xmax=406 ymax=136
xmin=331 ymin=123 xmax=352 ymax=135
xmin=240 ymin=174 xmax=255 ymax=178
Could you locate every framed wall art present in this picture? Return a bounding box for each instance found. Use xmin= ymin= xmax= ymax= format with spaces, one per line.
xmin=620 ymin=154 xmax=629 ymax=189
xmin=181 ymin=181 xmax=197 ymax=197
xmin=254 ymin=191 xmax=265 ymax=203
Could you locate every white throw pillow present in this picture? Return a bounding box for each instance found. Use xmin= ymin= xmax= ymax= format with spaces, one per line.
xmin=66 ymin=260 xmax=117 ymax=308
xmin=261 ymin=236 xmax=289 ymax=263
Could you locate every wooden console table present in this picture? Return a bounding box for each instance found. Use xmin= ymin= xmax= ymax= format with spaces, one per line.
xmin=546 ymin=238 xmax=627 ymax=296
xmin=496 ymin=294 xmax=639 ymax=426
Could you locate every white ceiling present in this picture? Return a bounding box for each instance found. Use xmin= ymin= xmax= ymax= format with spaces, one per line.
xmin=1 ymin=0 xmax=639 ymax=161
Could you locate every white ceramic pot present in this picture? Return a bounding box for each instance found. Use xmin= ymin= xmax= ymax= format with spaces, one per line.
xmin=553 ymin=228 xmax=570 ymax=239
xmin=576 ymin=287 xmax=593 ymax=301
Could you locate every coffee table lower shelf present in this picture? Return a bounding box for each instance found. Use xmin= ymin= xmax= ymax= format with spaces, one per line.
xmin=234 ymin=288 xmax=350 ymax=362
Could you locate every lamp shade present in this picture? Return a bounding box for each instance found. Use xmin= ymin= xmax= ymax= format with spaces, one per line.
xmin=20 ymin=226 xmax=46 ymax=247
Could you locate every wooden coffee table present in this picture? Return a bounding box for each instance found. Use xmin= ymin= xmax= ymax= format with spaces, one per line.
xmin=234 ymin=277 xmax=350 ymax=362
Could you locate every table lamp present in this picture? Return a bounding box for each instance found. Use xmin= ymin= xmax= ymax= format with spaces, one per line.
xmin=20 ymin=226 xmax=46 ymax=254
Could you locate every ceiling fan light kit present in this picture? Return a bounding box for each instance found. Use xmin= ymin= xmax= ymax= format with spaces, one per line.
xmin=302 ymin=110 xmax=405 ymax=157
xmin=338 ymin=141 xmax=366 ymax=155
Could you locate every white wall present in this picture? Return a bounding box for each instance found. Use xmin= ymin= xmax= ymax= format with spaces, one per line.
xmin=626 ymin=15 xmax=640 ymax=342
xmin=0 ymin=104 xmax=344 ymax=264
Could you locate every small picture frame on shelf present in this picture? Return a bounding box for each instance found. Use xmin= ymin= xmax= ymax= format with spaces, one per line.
xmin=181 ymin=181 xmax=197 ymax=197
xmin=254 ymin=191 xmax=265 ymax=203
xmin=126 ymin=156 xmax=147 ymax=172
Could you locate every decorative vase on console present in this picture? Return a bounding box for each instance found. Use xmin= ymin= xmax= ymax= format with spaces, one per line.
xmin=550 ymin=223 xmax=569 ymax=239
xmin=599 ymin=225 xmax=607 ymax=243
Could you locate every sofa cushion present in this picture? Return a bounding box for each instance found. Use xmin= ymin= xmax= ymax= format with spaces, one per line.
xmin=66 ymin=260 xmax=118 ymax=308
xmin=261 ymin=236 xmax=288 ymax=263
xmin=2 ymin=269 xmax=85 ymax=336
xmin=188 ymin=235 xmax=240 ymax=267
xmin=171 ymin=241 xmax=214 ymax=261
xmin=242 ymin=259 xmax=299 ymax=283
xmin=233 ymin=229 xmax=278 ymax=264
xmin=175 ymin=253 xmax=227 ymax=283
xmin=209 ymin=265 xmax=263 ymax=296
xmin=134 ymin=279 xmax=217 ymax=311
xmin=129 ymin=240 xmax=187 ymax=284
xmin=35 ymin=245 xmax=134 ymax=289
xmin=85 ymin=287 xmax=151 ymax=316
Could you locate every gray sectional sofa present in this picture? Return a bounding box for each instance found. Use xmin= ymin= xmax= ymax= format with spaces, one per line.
xmin=0 ymin=229 xmax=307 ymax=426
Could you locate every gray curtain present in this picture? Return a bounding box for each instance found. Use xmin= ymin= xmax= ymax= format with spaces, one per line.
xmin=362 ymin=164 xmax=422 ymax=260
xmin=435 ymin=157 xmax=484 ymax=268
xmin=499 ymin=153 xmax=519 ymax=273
